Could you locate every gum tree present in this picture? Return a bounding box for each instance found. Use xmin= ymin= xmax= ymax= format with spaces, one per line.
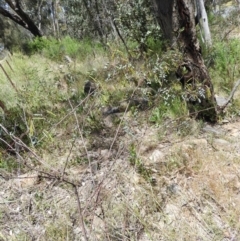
xmin=153 ymin=0 xmax=217 ymax=121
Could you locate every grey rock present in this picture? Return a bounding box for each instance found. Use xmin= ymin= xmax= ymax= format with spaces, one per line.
xmin=149 ymin=150 xmax=165 ymax=163
xmin=215 ymin=95 xmax=228 ymax=107
xmin=202 ymin=125 xmax=224 ymax=135
xmin=213 ymin=138 xmax=232 ymax=151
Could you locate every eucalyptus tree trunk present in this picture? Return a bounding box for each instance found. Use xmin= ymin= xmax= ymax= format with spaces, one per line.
xmin=196 ymin=0 xmax=212 ymax=46
xmin=153 ymin=0 xmax=217 ymax=122
xmin=37 ymin=0 xmax=44 ymax=31
xmin=152 ymin=0 xmax=174 ymax=43
xmin=51 ymin=0 xmax=60 ymax=39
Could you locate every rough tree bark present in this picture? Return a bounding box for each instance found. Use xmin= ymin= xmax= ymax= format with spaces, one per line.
xmin=0 ymin=0 xmax=42 ymax=37
xmin=152 ymin=0 xmax=175 ymax=42
xmin=153 ymin=0 xmax=217 ymax=122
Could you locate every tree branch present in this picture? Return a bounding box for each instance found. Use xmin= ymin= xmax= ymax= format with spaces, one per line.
xmin=0 ymin=0 xmax=43 ymax=37
xmin=0 ymin=7 xmax=28 ymax=29
xmin=218 ymin=79 xmax=240 ymax=111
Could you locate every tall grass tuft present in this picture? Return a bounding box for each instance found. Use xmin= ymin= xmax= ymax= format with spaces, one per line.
xmin=26 ymin=36 xmax=104 ymax=61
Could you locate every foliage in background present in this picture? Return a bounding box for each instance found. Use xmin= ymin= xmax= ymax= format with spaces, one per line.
xmin=0 ymin=0 xmax=162 ymax=54
xmin=117 ymin=0 xmax=161 ymax=54
xmin=25 ymin=36 xmax=104 ymax=61
xmin=209 ymin=39 xmax=240 ymax=92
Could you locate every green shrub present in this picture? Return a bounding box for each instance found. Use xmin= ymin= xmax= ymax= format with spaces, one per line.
xmin=146 ymin=37 xmax=164 ymax=54
xmin=27 ymin=37 xmax=53 ymax=53
xmin=209 ymin=39 xmax=240 ymax=91
xmin=150 ymin=92 xmax=187 ymax=125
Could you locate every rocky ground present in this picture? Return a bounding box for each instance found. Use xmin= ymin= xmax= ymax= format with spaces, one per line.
xmin=1 ymin=109 xmax=240 ymax=240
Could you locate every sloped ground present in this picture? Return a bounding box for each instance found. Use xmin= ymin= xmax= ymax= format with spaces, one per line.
xmin=1 ymin=112 xmax=240 ymax=240
xmin=0 ymin=43 xmax=240 ymax=240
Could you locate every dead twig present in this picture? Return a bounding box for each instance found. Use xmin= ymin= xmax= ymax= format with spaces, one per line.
xmin=61 ymin=138 xmax=76 ymax=179
xmin=68 ymin=99 xmax=96 ymax=186
xmin=74 ymin=185 xmax=89 ymax=241
xmin=218 ymin=79 xmax=240 ymax=111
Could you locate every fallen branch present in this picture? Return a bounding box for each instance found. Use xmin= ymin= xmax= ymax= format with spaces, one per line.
xmin=217 ymin=79 xmax=240 ymax=111
xmin=74 ymin=185 xmax=89 ymax=241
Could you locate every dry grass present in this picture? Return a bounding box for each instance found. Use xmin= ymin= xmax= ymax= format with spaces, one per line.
xmin=1 ymin=116 xmax=240 ymax=240
xmin=0 ymin=49 xmax=240 ymax=241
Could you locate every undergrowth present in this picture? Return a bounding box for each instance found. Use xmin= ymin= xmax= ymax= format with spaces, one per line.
xmin=1 ymin=30 xmax=240 ymax=240
xmin=0 ymin=33 xmax=239 ymax=166
xmin=209 ymin=38 xmax=240 ymax=92
xmin=25 ymin=36 xmax=104 ymax=62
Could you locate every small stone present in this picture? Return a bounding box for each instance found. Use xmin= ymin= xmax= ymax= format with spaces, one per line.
xmin=221 ymin=119 xmax=229 ymax=123
xmin=100 ymin=149 xmax=111 ymax=161
xmin=149 ymin=150 xmax=164 ymax=163
xmin=213 ymin=138 xmax=231 ymax=151
xmin=215 ymin=95 xmax=228 ymax=107
xmin=103 ymin=116 xmax=114 ymax=128
xmin=202 ymin=125 xmax=223 ymax=135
